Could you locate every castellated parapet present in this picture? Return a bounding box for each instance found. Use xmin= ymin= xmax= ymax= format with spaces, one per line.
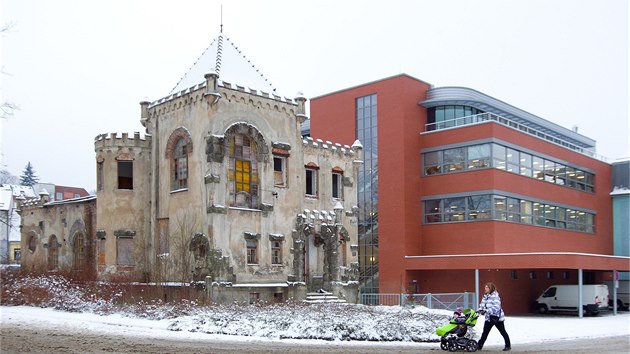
xmin=302 ymin=137 xmax=362 ymax=158
xmin=146 ymin=80 xmax=298 ymax=119
xmin=94 ymin=132 xmax=152 ymax=152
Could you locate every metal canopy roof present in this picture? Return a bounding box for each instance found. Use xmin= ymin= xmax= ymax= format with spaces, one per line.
xmin=420 ymin=87 xmax=596 ymax=149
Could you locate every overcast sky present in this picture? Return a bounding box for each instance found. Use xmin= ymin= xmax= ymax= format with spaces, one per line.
xmin=1 ymin=0 xmax=628 ymax=191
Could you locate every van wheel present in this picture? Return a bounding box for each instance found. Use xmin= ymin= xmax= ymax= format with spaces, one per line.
xmin=537 ymin=305 xmax=548 ymax=314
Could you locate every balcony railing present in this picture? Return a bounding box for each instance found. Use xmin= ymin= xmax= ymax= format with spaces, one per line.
xmin=424 ymin=112 xmax=607 ymax=162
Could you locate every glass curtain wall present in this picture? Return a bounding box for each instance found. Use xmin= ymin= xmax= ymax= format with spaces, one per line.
xmin=356 ymin=94 xmax=379 ymax=294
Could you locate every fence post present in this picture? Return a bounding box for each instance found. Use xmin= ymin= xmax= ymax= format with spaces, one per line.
xmin=427 ymin=293 xmax=432 ymax=309
xmin=464 ymin=292 xmax=468 ymax=309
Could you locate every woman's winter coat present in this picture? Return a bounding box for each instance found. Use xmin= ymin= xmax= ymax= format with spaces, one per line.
xmin=479 ymin=291 xmax=506 ymax=322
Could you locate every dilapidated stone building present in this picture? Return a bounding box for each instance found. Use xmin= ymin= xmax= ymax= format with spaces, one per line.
xmin=20 ymin=33 xmax=362 ymax=303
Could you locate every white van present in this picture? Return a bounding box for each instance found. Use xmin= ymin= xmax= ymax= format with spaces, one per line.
xmin=534 ymin=284 xmax=609 ymax=316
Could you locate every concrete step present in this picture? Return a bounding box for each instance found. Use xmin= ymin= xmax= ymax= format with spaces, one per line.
xmin=304 ymin=291 xmax=347 ymax=303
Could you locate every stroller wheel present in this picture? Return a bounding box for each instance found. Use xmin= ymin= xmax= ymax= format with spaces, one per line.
xmin=466 ymin=339 xmax=478 ymax=352
xmin=440 ymin=337 xmax=449 ymax=351
xmin=448 ymin=338 xmax=458 ymax=352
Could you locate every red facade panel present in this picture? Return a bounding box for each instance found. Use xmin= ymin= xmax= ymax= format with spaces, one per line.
xmin=310 ymin=74 xmax=624 ymax=313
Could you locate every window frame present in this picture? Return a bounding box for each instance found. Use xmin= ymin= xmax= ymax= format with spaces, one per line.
xmin=273 ymin=156 xmax=287 ymax=188
xmin=117 ymin=160 xmax=134 ymax=190
xmin=305 ymin=167 xmax=318 ymax=198
xmin=116 ymin=236 xmax=134 ymax=266
xmin=173 ymin=138 xmax=189 ymax=190
xmin=229 ymin=134 xmax=260 ymax=209
xmin=332 ymin=170 xmax=343 ymax=199
xmin=271 ymin=240 xmax=282 ymax=265
xmin=246 ymin=239 xmax=258 ymax=264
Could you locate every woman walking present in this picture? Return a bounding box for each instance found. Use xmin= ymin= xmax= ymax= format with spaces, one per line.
xmin=477 ymin=282 xmax=511 ymax=351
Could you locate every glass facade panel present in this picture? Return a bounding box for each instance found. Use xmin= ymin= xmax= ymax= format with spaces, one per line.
xmin=467 ymin=144 xmax=491 ymax=169
xmin=423 ymin=142 xmax=595 ymax=193
xmin=425 ymin=199 xmax=442 ymax=223
xmin=428 ymin=105 xmax=483 ymax=130
xmin=444 ymin=197 xmax=466 ymax=221
xmin=506 ymin=148 xmax=519 ymax=173
xmin=423 ymin=194 xmax=594 ymax=233
xmin=467 ymin=195 xmax=491 ymax=220
xmin=519 ymin=152 xmax=532 ymax=177
xmin=492 ymin=144 xmax=506 ymax=170
xmin=443 ymin=148 xmax=465 ymax=172
xmin=424 ymin=151 xmax=442 ymax=175
xmin=520 ymin=200 xmax=533 ymax=223
xmin=544 ymin=160 xmax=556 ymax=183
xmin=532 ymin=156 xmax=544 ymax=180
xmin=356 ymin=94 xmax=378 ymax=294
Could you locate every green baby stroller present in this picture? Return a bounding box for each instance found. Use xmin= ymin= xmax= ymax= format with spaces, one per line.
xmin=436 ymin=308 xmax=479 ymax=352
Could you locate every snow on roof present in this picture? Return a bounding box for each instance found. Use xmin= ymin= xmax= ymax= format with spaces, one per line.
xmin=169 ymin=33 xmax=276 ymax=96
xmin=0 ymin=188 xmax=12 ymax=211
xmin=611 ymin=186 xmax=630 ymax=196
xmin=4 ymin=184 xmax=36 ymax=198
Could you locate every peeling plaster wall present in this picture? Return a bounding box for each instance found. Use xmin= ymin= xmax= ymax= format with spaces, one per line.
xmin=95 ymin=133 xmax=152 ymax=280
xmin=20 ymin=198 xmax=96 ymax=276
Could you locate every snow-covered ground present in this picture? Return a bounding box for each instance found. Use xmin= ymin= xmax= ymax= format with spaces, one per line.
xmin=1 ymin=273 xmax=629 ymax=350
xmin=2 ymin=305 xmax=629 ymax=349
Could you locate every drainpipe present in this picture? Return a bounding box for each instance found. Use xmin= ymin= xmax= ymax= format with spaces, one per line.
xmin=578 ymin=269 xmax=583 ymax=319
xmin=475 ymin=269 xmax=480 ymax=311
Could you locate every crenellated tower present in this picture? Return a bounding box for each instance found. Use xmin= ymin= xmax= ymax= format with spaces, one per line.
xmin=94 ymin=132 xmax=153 ymax=280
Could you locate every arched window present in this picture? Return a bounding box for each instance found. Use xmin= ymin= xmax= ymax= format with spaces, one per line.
xmin=166 ymin=127 xmax=192 ymax=191
xmin=73 ymin=232 xmax=87 ymax=271
xmin=48 ymin=235 xmax=59 ymax=270
xmin=173 ymin=138 xmax=188 ymax=189
xmin=190 ymin=233 xmax=209 ymax=261
xmin=228 ymin=134 xmax=259 ymax=208
xmin=28 ymin=234 xmax=37 ymax=253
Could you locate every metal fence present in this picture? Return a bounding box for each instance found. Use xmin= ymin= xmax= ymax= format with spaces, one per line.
xmin=360 ymin=292 xmax=477 ymax=310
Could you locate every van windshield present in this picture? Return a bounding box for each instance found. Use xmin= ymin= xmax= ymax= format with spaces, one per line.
xmin=543 ymin=287 xmax=556 ymax=297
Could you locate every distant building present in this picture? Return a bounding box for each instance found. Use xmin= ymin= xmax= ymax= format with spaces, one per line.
xmin=32 ymin=183 xmax=89 ymax=202
xmin=20 ymin=33 xmax=362 ymax=303
xmin=611 ymin=159 xmax=629 ymax=267
xmin=309 ymin=74 xmax=630 ymax=313
xmin=1 ymin=184 xmax=36 ymax=264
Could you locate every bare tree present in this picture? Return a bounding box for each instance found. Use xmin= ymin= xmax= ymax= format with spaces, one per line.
xmin=171 ymin=210 xmax=201 ymax=283
xmin=0 ymin=169 xmax=19 ymax=185
xmin=1 ymin=23 xmax=18 ymax=119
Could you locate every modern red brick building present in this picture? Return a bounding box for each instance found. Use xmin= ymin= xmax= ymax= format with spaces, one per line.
xmin=309 ymin=74 xmax=630 ymax=314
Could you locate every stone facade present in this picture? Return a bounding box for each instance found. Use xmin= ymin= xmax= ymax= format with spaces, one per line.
xmin=19 ymin=193 xmax=97 ymax=276
xmin=18 ymin=34 xmax=362 ymax=303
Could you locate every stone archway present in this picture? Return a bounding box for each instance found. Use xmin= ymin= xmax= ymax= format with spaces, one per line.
xmin=71 ymin=232 xmax=87 ymax=271
xmin=47 ymin=235 xmax=60 ymax=270
xmin=189 ymin=233 xmax=210 ymax=281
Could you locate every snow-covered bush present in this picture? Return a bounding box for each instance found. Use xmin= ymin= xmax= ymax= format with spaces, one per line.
xmin=1 ymin=271 xmax=459 ymax=342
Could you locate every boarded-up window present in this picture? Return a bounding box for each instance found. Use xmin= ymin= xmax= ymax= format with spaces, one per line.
xmin=48 ymin=235 xmax=59 ymax=270
xmin=273 ymin=156 xmax=286 ymax=187
xmin=73 ymin=233 xmax=87 ymax=271
xmin=98 ymin=239 xmax=106 ymax=265
xmin=158 ymin=218 xmax=169 ymax=255
xmin=116 ymin=237 xmax=134 ymax=265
